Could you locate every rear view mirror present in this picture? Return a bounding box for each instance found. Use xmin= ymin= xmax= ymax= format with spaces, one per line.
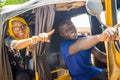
xmin=86 ymin=0 xmax=103 ymax=16
xmin=86 ymin=0 xmax=106 ymax=30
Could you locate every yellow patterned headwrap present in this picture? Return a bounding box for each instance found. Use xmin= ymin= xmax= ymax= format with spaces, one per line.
xmin=8 ymin=16 xmax=29 ymax=40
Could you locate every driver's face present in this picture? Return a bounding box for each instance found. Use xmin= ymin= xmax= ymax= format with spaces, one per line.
xmin=59 ymin=22 xmax=77 ymax=40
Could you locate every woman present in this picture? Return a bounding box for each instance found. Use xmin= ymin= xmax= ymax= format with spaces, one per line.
xmin=4 ymin=16 xmax=54 ymax=80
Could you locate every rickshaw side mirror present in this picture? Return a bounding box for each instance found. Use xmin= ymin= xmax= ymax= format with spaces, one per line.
xmin=86 ymin=0 xmax=106 ymax=31
xmin=85 ymin=0 xmax=103 ymax=16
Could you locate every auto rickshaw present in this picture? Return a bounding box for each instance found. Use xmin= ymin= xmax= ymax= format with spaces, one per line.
xmin=0 ymin=0 xmax=120 ymax=80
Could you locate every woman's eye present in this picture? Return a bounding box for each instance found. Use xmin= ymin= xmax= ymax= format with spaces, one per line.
xmin=14 ymin=28 xmax=19 ymax=31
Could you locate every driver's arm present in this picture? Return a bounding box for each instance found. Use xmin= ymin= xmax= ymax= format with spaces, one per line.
xmin=91 ymin=47 xmax=106 ymax=63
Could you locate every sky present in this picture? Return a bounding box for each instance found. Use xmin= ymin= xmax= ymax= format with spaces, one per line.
xmin=71 ymin=10 xmax=120 ymax=28
xmin=71 ymin=12 xmax=106 ymax=28
xmin=71 ymin=11 xmax=120 ymax=34
xmin=71 ymin=13 xmax=90 ymax=28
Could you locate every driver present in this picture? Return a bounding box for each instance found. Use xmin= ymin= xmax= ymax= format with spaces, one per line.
xmin=58 ymin=20 xmax=120 ymax=80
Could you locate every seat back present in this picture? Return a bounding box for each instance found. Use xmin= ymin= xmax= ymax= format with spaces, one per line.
xmin=46 ymin=52 xmax=67 ymax=71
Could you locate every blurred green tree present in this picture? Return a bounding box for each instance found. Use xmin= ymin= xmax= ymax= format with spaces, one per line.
xmin=0 ymin=0 xmax=29 ymax=8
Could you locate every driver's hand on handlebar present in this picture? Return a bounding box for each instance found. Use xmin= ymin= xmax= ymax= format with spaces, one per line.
xmin=37 ymin=29 xmax=55 ymax=42
xmin=98 ymin=23 xmax=120 ymax=41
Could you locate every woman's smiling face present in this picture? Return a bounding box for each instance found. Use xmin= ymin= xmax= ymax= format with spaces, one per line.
xmin=12 ymin=20 xmax=27 ymax=39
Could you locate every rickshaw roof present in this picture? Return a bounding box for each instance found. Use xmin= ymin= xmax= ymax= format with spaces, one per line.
xmin=0 ymin=0 xmax=86 ymax=21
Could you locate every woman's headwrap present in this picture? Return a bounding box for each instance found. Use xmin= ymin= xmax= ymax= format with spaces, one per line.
xmin=8 ymin=16 xmax=29 ymax=40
